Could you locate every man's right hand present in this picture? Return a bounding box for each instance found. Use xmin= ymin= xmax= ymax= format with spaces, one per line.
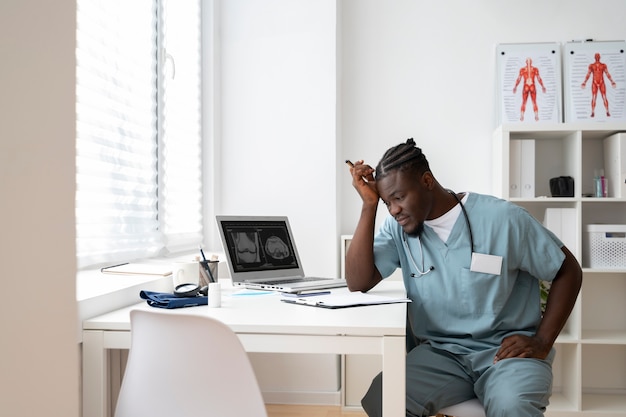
xmin=344 ymin=159 xmax=383 ymax=292
xmin=347 ymin=159 xmax=379 ymax=205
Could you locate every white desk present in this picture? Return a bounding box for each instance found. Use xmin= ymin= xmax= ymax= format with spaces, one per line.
xmin=82 ymin=281 xmax=407 ymax=417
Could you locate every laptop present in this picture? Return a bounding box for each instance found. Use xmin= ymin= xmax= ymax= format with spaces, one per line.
xmin=216 ymin=215 xmax=347 ymax=293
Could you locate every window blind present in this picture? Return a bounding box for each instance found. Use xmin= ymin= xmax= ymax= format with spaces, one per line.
xmin=76 ymin=0 xmax=202 ymax=269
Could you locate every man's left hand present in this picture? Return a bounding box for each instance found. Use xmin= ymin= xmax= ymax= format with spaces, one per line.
xmin=493 ymin=334 xmax=550 ymax=363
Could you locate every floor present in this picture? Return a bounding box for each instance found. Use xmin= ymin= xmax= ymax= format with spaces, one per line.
xmin=266 ymin=404 xmax=367 ymax=417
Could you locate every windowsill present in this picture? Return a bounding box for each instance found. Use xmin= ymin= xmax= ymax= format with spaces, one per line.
xmin=76 ymin=251 xmax=227 ymax=343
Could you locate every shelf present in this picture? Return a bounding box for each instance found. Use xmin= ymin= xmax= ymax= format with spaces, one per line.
xmin=581 ymin=330 xmax=626 ymax=344
xmin=555 ymin=334 xmax=580 ymax=343
xmin=509 ymin=197 xmax=626 ymax=203
xmin=548 ymin=393 xmax=579 ymax=412
xmin=581 ymin=393 xmax=626 ymax=413
xmin=498 ymin=121 xmax=626 ymax=135
xmin=581 ymin=273 xmax=626 ymax=338
xmin=582 ymin=202 xmax=626 ymax=223
xmin=581 ymin=197 xmax=626 ymax=202
xmin=495 ymin=123 xmax=626 ymax=417
xmin=582 ymin=268 xmax=626 ymax=274
xmin=582 ymin=345 xmax=626 ymax=406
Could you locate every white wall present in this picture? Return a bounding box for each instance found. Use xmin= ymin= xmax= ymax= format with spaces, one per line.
xmin=214 ymin=0 xmax=342 ymax=404
xmin=215 ymin=0 xmax=626 ymax=406
xmin=213 ymin=0 xmax=626 ymax=265
xmin=2 ymin=0 xmax=626 ymax=413
xmin=0 ymin=1 xmax=79 ymax=416
xmin=339 ymin=0 xmax=626 ymax=234
xmin=214 ymin=0 xmax=339 ymax=278
xmin=338 ymin=0 xmax=626 ymax=406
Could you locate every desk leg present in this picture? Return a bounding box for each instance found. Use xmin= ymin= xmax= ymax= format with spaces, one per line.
xmin=82 ymin=330 xmax=108 ymax=417
xmin=382 ymin=336 xmax=405 ymax=417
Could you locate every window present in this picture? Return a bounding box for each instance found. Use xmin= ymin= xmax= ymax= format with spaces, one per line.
xmin=75 ymin=0 xmax=202 ymax=269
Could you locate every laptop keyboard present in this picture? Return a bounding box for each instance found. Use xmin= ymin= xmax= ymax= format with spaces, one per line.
xmin=265 ymin=277 xmax=328 ymax=285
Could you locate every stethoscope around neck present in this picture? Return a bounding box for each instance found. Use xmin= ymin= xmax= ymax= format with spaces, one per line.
xmin=402 ymin=190 xmax=474 ymax=277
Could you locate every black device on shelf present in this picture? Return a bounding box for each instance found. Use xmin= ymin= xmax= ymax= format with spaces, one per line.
xmin=550 ymin=176 xmax=574 ymax=197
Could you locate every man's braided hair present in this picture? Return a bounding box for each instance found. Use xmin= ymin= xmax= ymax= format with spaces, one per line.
xmin=375 ymin=138 xmax=430 ymax=180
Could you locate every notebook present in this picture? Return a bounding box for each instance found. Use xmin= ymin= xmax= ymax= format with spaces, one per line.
xmin=216 ymin=215 xmax=347 ymax=293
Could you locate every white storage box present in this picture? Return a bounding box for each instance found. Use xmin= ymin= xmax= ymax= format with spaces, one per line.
xmin=585 ymin=224 xmax=626 ymax=268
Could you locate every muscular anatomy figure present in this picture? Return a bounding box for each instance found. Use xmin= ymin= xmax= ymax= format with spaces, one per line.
xmin=581 ymin=53 xmax=616 ymax=117
xmin=513 ymin=58 xmax=547 ymax=121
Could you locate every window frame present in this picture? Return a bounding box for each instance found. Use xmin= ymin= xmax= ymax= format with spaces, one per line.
xmin=75 ymin=0 xmax=206 ymax=270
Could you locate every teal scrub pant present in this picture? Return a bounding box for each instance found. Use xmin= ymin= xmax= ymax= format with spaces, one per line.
xmin=361 ymin=343 xmax=554 ymax=417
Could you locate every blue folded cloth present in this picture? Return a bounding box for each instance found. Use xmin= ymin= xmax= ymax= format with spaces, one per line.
xmin=140 ymin=290 xmax=208 ymax=309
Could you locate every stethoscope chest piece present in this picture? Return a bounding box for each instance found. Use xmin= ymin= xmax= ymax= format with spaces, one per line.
xmin=174 ymin=283 xmax=208 ymax=297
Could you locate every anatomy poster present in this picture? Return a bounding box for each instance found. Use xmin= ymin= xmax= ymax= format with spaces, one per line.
xmin=497 ymin=43 xmax=562 ymax=124
xmin=564 ymin=41 xmax=626 ymax=123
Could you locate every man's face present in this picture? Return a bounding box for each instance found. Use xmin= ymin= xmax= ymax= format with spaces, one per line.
xmin=376 ymin=169 xmax=432 ymax=236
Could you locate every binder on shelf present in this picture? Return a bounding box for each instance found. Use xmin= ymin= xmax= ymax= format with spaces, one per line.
xmin=509 ymin=139 xmax=535 ymax=198
xmin=544 ymin=208 xmax=578 ymax=257
xmin=603 ymin=133 xmax=626 ymax=198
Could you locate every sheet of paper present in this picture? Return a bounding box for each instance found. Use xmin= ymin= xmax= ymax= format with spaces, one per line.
xmin=100 ymin=263 xmax=173 ymax=276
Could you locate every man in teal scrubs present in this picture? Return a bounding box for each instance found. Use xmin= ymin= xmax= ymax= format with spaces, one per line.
xmin=346 ymin=139 xmax=582 ymax=417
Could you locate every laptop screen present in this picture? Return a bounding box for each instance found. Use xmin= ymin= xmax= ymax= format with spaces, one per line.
xmin=218 ymin=217 xmax=301 ymax=276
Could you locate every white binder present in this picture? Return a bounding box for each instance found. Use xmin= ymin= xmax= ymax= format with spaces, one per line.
xmin=509 ymin=139 xmax=535 ymax=198
xmin=544 ymin=208 xmax=578 ymax=257
xmin=604 ymin=133 xmax=626 ymax=198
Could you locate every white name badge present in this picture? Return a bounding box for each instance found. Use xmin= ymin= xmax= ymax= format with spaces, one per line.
xmin=470 ymin=253 xmax=503 ymax=275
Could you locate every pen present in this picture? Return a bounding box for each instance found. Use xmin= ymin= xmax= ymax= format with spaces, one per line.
xmin=283 ymin=291 xmax=331 ymax=298
xmin=199 ymin=246 xmax=207 ymax=261
xmin=100 ymin=262 xmax=129 ymax=272
xmin=346 ymin=159 xmax=371 ymax=183
xmin=200 ymin=265 xmax=217 ymax=284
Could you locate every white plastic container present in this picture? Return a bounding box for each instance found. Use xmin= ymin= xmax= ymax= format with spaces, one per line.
xmin=585 ymin=224 xmax=626 ymax=268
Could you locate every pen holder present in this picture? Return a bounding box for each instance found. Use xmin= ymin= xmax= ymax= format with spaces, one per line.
xmin=199 ymin=260 xmax=219 ymax=286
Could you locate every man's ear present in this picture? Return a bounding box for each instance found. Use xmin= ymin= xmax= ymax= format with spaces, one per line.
xmin=421 ymin=171 xmax=435 ymax=190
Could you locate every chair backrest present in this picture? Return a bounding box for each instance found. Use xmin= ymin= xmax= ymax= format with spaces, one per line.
xmin=115 ymin=309 xmax=268 ymax=417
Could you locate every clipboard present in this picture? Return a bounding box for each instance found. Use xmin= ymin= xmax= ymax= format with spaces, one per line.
xmin=281 ymin=292 xmax=411 ymax=309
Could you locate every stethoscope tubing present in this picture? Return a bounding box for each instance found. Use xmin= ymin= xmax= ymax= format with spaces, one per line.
xmin=402 ymin=190 xmax=474 ymax=277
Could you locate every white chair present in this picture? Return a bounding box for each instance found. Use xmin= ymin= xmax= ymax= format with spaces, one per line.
xmin=115 ymin=309 xmax=268 ymax=417
xmin=435 ymin=398 xmax=485 ymax=417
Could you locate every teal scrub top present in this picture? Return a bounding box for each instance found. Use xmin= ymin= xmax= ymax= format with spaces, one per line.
xmin=373 ymin=193 xmax=565 ymax=354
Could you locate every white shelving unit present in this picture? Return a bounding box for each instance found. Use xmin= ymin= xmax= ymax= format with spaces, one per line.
xmin=493 ymin=123 xmax=626 ymax=417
